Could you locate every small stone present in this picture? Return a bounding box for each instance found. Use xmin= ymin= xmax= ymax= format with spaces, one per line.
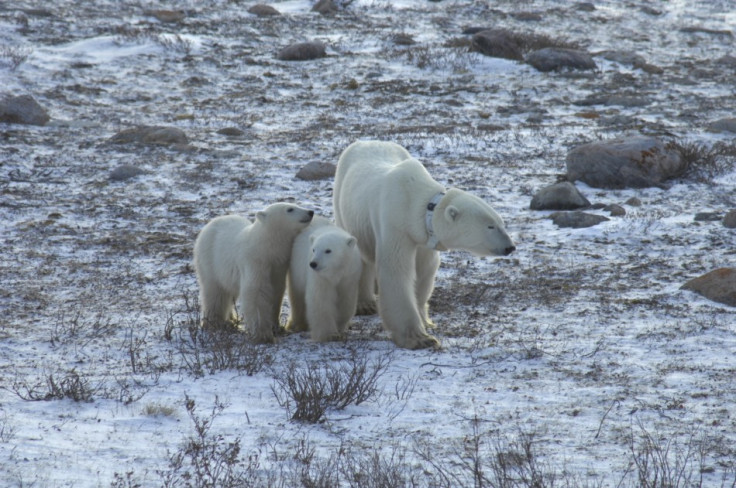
xmin=530 ymin=181 xmax=590 ymax=210
xmin=217 ymin=127 xmax=244 ymax=137
xmin=145 ymin=9 xmax=185 ymax=23
xmin=724 ymin=210 xmax=736 ymax=229
xmin=526 ymin=47 xmax=596 ymax=72
xmin=296 ymin=161 xmax=336 ymax=181
xmin=681 ymin=268 xmax=736 ymax=307
xmin=110 ymin=125 xmax=188 ymax=146
xmin=277 ymin=41 xmax=326 ymax=61
xmin=0 ymin=94 xmax=50 ymax=126
xmin=549 ymin=211 xmax=609 ymax=228
xmin=604 ymin=204 xmax=626 ymax=216
xmin=694 ymin=212 xmax=722 ymax=222
xmin=312 ymin=0 xmax=338 ymax=15
xmin=707 ymin=118 xmax=736 ymax=133
xmin=248 ymin=4 xmax=281 ymax=16
xmin=110 ymin=164 xmax=148 ymax=182
xmin=625 ymin=197 xmax=642 ymax=207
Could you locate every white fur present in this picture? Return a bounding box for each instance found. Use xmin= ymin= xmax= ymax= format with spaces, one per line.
xmin=334 ymin=140 xmax=515 ymax=349
xmin=193 ymin=203 xmax=313 ymax=343
xmin=287 ymin=217 xmax=362 ymax=342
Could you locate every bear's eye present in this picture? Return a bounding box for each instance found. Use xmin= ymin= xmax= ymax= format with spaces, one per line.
xmin=488 ymin=225 xmax=495 ymax=230
xmin=287 ymin=208 xmax=294 ymax=213
xmin=325 ymin=249 xmax=332 ymax=254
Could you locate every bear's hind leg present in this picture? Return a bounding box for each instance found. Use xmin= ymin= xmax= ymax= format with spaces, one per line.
xmin=285 ymin=276 xmax=308 ymax=333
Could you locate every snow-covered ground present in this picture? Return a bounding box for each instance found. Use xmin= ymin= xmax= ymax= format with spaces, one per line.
xmin=1 ymin=1 xmax=735 ymax=486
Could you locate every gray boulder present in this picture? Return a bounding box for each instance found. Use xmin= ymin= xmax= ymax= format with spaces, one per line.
xmin=248 ymin=4 xmax=281 ymax=16
xmin=530 ymin=181 xmax=590 ymax=210
xmin=681 ymin=268 xmax=736 ymax=307
xmin=525 ymin=47 xmax=596 ymax=72
xmin=566 ymin=136 xmax=686 ymax=189
xmin=470 ymin=30 xmax=523 ymax=61
xmin=707 ymin=118 xmax=736 ymax=133
xmin=277 ymin=41 xmax=326 ymax=61
xmin=549 ymin=211 xmax=609 ymax=228
xmin=296 ymin=161 xmax=336 ymax=181
xmin=0 ymin=94 xmax=50 ymax=126
xmin=723 ymin=210 xmax=736 ymax=229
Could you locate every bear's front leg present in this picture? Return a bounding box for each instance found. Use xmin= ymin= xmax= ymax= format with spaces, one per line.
xmin=355 ymin=259 xmax=378 ymax=315
xmin=415 ymin=246 xmax=441 ymax=329
xmin=239 ymin=283 xmax=276 ymax=344
xmin=377 ymin=247 xmax=440 ymax=349
xmin=306 ymin=285 xmax=342 ymax=342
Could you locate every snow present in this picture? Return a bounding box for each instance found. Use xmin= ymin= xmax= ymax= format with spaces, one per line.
xmin=1 ymin=0 xmax=736 ymax=486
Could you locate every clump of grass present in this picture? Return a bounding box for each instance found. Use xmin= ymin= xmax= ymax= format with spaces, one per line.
xmin=8 ymin=368 xmax=99 ymax=403
xmin=166 ymin=293 xmax=272 ymax=378
xmin=0 ymin=45 xmax=32 ymax=70
xmin=668 ymin=140 xmax=736 ymax=183
xmin=271 ymin=349 xmax=391 ymax=423
xmin=159 ymin=395 xmax=259 ymax=488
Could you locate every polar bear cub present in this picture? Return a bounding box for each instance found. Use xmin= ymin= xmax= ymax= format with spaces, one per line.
xmin=287 ymin=216 xmax=362 ymax=342
xmin=334 ymin=140 xmax=515 ymax=349
xmin=193 ymin=203 xmax=314 ymax=343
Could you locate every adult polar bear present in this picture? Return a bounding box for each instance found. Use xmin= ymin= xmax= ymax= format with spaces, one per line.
xmin=334 ymin=140 xmax=515 ymax=349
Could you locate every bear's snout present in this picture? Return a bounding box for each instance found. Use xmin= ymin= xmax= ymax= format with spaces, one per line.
xmin=309 ymin=261 xmax=318 ymax=269
xmin=504 ymin=245 xmax=516 ymax=255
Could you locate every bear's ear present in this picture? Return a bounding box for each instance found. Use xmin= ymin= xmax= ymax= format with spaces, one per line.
xmin=256 ymin=211 xmax=267 ymax=222
xmin=347 ymin=236 xmax=357 ymax=248
xmin=445 ymin=206 xmax=460 ymax=221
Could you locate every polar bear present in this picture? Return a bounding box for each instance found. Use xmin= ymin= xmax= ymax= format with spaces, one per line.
xmin=286 ymin=216 xmax=362 ymax=342
xmin=193 ymin=203 xmax=314 ymax=343
xmin=334 ymin=140 xmax=515 ymax=349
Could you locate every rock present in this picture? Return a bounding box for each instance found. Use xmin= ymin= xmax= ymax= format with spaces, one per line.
xmin=0 ymin=94 xmax=50 ymax=126
xmin=248 ymin=4 xmax=281 ymax=16
xmin=145 ymin=9 xmax=185 ymax=23
xmin=110 ymin=164 xmax=148 ymax=182
xmin=110 ymin=126 xmax=188 ymax=146
xmin=530 ymin=182 xmax=590 ymax=210
xmin=575 ymin=2 xmax=596 ymax=12
xmin=724 ymin=210 xmax=736 ymax=228
xmin=277 ymin=41 xmax=326 ymax=61
xmin=471 ymin=30 xmax=523 ymax=61
xmin=312 ymin=0 xmax=338 ymax=15
xmin=707 ymin=118 xmax=736 ymax=133
xmin=525 ymin=47 xmax=596 ymax=72
xmin=549 ymin=211 xmax=609 ymax=228
xmin=574 ymin=94 xmax=651 ymax=107
xmin=217 ymin=127 xmax=244 ymax=137
xmin=625 ymin=197 xmax=642 ymax=207
xmin=566 ymin=136 xmax=686 ymax=189
xmin=296 ymin=161 xmax=336 ymax=181
xmin=694 ymin=212 xmax=722 ymax=222
xmin=681 ymin=268 xmax=736 ymax=307
xmin=604 ymin=204 xmax=626 ymax=216
xmin=510 ymin=11 xmax=542 ymax=22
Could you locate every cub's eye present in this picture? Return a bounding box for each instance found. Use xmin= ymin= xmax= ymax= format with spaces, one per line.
xmin=287 ymin=208 xmax=294 ymax=213
xmin=325 ymin=249 xmax=332 ymax=254
xmin=488 ymin=225 xmax=495 ymax=230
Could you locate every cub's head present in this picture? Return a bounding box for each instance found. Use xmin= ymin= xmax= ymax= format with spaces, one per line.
xmin=309 ymin=230 xmax=358 ymax=274
xmin=256 ymin=203 xmax=314 ymax=233
xmin=433 ymin=189 xmax=515 ymax=257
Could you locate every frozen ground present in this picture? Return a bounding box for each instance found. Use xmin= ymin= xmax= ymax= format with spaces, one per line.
xmin=1 ymin=0 xmax=735 ymax=486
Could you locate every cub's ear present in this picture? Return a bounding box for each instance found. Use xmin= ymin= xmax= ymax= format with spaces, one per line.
xmin=256 ymin=211 xmax=267 ymax=222
xmin=445 ymin=206 xmax=460 ymax=221
xmin=347 ymin=236 xmax=357 ymax=248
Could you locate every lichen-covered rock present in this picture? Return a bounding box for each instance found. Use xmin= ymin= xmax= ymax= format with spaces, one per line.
xmin=530 ymin=181 xmax=590 ymax=210
xmin=566 ymin=136 xmax=686 ymax=189
xmin=681 ymin=268 xmax=736 ymax=307
xmin=0 ymin=94 xmax=50 ymax=126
